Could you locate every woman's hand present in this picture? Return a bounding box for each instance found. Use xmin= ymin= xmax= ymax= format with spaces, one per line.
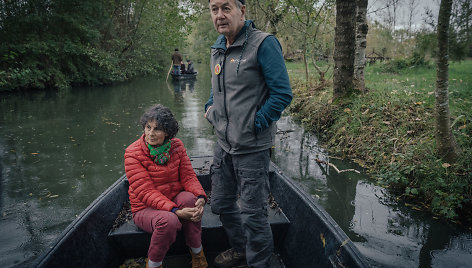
xmin=175 ymin=207 xmax=198 ymax=221
xmin=195 ymin=197 xmax=205 ymax=208
xmin=191 ymin=197 xmax=205 ymax=221
xmin=175 ymin=198 xmax=205 ymax=222
xmin=204 ymin=106 xmax=212 ymax=118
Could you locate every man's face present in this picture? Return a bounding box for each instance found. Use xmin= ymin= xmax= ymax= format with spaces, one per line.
xmin=209 ymin=0 xmax=245 ymax=39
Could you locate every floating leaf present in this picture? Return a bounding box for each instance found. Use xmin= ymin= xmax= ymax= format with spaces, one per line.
xmin=49 ymin=195 xmax=59 ymax=198
xmin=320 ymin=233 xmax=326 ymax=248
xmin=442 ymin=163 xmax=451 ymax=168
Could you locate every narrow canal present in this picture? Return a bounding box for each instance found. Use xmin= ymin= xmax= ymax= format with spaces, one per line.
xmin=0 ymin=65 xmax=471 ymax=267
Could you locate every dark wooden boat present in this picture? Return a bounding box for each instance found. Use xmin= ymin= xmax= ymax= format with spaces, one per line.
xmin=171 ymin=72 xmax=197 ymax=81
xmin=33 ymin=156 xmax=368 ymax=268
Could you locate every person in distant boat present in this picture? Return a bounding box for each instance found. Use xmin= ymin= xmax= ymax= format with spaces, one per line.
xmin=204 ymin=0 xmax=292 ymax=267
xmin=124 ymin=104 xmax=208 ymax=268
xmin=186 ymin=59 xmax=196 ymax=74
xmin=171 ymin=48 xmax=183 ymax=75
xmin=180 ymin=61 xmax=187 ymax=74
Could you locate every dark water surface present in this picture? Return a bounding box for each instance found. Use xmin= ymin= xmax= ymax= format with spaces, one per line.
xmin=1 ymin=66 xmax=471 ymax=267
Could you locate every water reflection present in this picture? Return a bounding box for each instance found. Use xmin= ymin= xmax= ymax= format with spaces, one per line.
xmin=0 ymin=68 xmax=215 ymax=266
xmin=273 ymin=116 xmax=472 ymax=268
xmin=1 ymin=65 xmax=471 ymax=267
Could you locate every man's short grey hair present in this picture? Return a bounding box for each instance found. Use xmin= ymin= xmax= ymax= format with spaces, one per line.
xmin=235 ymin=0 xmax=244 ymax=8
xmin=209 ymin=0 xmax=245 ymax=7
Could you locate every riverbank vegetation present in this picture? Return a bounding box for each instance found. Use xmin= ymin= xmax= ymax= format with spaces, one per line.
xmin=0 ymin=0 xmax=197 ymax=91
xmin=287 ymin=59 xmax=472 ymax=224
xmin=2 ymin=0 xmax=471 ymax=224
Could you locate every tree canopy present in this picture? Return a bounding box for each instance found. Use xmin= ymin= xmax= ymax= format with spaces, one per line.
xmin=0 ymin=0 xmax=196 ymax=91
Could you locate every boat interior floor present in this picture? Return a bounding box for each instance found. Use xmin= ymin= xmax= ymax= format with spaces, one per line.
xmin=120 ymin=252 xmax=285 ymax=268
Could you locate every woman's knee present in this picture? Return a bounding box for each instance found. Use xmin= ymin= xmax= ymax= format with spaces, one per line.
xmin=174 ymin=191 xmax=197 ymax=208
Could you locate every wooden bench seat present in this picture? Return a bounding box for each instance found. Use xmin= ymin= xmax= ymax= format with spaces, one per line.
xmin=108 ymin=202 xmax=290 ymax=258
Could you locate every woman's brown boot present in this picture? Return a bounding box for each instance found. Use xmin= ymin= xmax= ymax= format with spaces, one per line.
xmin=190 ymin=249 xmax=208 ymax=268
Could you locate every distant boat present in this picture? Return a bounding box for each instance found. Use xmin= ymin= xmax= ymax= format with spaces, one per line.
xmin=33 ymin=156 xmax=368 ymax=268
xmin=171 ymin=72 xmax=197 ymax=81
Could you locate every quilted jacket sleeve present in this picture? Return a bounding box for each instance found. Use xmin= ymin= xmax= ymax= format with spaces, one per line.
xmin=125 ymin=148 xmax=177 ymax=212
xmin=175 ymin=140 xmax=207 ymax=200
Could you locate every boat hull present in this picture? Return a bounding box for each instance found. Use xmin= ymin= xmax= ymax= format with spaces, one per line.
xmin=171 ymin=73 xmax=197 ymax=81
xmin=34 ymin=156 xmax=367 ymax=268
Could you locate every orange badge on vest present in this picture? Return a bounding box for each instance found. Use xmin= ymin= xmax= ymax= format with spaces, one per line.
xmin=214 ymin=63 xmax=221 ymax=75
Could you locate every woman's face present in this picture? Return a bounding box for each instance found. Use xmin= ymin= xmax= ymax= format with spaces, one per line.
xmin=144 ymin=120 xmax=167 ymax=146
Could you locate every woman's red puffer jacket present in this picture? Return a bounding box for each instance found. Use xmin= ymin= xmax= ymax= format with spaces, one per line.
xmin=124 ymin=135 xmax=206 ymax=213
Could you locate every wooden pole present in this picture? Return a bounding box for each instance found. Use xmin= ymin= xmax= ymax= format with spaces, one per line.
xmin=166 ymin=62 xmax=172 ymax=81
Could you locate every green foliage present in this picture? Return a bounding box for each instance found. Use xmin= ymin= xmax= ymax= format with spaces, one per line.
xmin=287 ymin=60 xmax=472 ymax=223
xmin=366 ymin=21 xmax=395 ymax=58
xmin=187 ymin=11 xmax=219 ymax=65
xmin=450 ymin=0 xmax=472 ymax=58
xmin=380 ymin=52 xmax=432 ymax=73
xmin=414 ymin=29 xmax=438 ymax=60
xmin=0 ymin=0 xmax=197 ymax=91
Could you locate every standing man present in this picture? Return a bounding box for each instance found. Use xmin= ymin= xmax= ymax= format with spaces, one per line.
xmin=171 ymin=48 xmax=183 ymax=75
xmin=204 ymin=1 xmax=292 ymax=267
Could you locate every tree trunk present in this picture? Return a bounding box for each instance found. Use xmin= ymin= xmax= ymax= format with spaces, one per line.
xmin=303 ymin=35 xmax=309 ymax=82
xmin=333 ymin=0 xmax=356 ymax=100
xmin=435 ymin=0 xmax=460 ymax=162
xmin=354 ymin=0 xmax=368 ymax=92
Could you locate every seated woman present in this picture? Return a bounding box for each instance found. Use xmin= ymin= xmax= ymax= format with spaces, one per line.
xmin=180 ymin=61 xmax=187 ymax=74
xmin=186 ymin=60 xmax=196 ymax=74
xmin=124 ymin=104 xmax=208 ymax=268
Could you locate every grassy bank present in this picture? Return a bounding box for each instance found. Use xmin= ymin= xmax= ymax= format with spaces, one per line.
xmin=286 ymin=60 xmax=472 ymax=224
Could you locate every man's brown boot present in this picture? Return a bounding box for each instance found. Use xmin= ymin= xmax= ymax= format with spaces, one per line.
xmin=190 ymin=249 xmax=208 ymax=268
xmin=214 ymin=248 xmax=246 ymax=268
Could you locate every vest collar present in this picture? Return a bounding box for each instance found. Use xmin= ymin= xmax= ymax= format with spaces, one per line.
xmin=211 ymin=20 xmax=255 ymax=51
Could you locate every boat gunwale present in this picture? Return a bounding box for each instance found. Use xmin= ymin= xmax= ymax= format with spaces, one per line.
xmin=269 ymin=162 xmax=368 ymax=267
xmin=33 ymin=175 xmax=128 ymax=268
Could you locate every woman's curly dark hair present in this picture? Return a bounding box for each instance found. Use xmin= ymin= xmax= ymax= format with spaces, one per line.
xmin=140 ymin=104 xmax=179 ymax=139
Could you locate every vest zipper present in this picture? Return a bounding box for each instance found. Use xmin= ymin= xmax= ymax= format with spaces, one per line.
xmin=217 ymin=59 xmax=222 ymax=92
xmin=222 ymin=53 xmax=232 ymax=152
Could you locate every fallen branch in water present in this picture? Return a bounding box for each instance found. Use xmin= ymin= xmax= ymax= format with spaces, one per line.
xmin=315 ymin=159 xmax=361 ymax=174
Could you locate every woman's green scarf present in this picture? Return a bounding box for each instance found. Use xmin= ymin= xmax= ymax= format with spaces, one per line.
xmin=148 ymin=139 xmax=171 ymax=165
